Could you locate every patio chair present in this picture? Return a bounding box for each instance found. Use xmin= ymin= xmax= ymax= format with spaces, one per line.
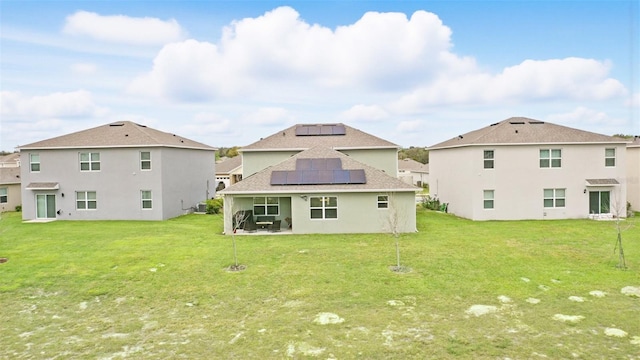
xmin=243 ymin=219 xmax=257 ymax=233
xmin=268 ymin=220 xmax=281 ymax=232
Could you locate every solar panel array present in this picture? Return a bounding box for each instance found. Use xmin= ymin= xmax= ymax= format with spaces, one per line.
xmin=295 ymin=124 xmax=346 ymax=136
xmin=270 ymin=157 xmax=366 ymax=185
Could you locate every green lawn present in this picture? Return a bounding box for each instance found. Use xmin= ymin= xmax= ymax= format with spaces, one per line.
xmin=1 ymin=210 xmax=639 ymax=359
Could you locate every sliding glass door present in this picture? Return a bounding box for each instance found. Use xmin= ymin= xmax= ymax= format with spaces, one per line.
xmin=36 ymin=194 xmax=56 ymax=219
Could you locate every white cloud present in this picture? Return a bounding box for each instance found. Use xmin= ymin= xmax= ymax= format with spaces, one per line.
xmin=627 ymin=92 xmax=640 ymax=107
xmin=70 ymin=62 xmax=98 ymax=75
xmin=240 ymin=107 xmax=294 ymax=126
xmin=397 ymin=120 xmax=424 ymax=132
xmin=339 ymin=104 xmax=389 ymax=122
xmin=546 ymin=107 xmax=627 ymax=128
xmin=63 ymin=11 xmax=186 ymax=45
xmin=0 ymin=90 xmax=108 ymax=118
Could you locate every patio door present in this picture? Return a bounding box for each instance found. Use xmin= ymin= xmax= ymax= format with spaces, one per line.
xmin=36 ymin=194 xmax=56 ymax=219
xmin=589 ymin=191 xmax=610 ymax=214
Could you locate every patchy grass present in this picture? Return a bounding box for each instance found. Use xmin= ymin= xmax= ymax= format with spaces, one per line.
xmin=1 ymin=210 xmax=639 ymax=359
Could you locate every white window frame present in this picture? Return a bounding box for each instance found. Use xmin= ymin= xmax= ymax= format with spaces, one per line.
xmin=377 ymin=195 xmax=389 ymax=209
xmin=310 ymin=196 xmax=338 ymax=219
xmin=483 ymin=190 xmax=494 ymax=209
xmin=605 ymin=148 xmax=616 ymax=167
xmin=140 ymin=151 xmax=151 ymax=171
xmin=0 ymin=187 xmax=7 ymax=203
xmin=80 ymin=152 xmax=101 ymax=172
xmin=141 ymin=190 xmax=153 ymax=209
xmin=540 ymin=149 xmax=562 ymax=168
xmin=253 ymin=197 xmax=279 ymax=216
xmin=543 ymin=188 xmax=566 ymax=208
xmin=30 ymin=153 xmax=40 ymax=172
xmin=76 ymin=191 xmax=97 ymax=210
xmin=483 ymin=150 xmax=494 ymax=169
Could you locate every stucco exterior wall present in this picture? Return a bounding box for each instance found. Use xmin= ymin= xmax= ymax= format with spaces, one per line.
xmin=1 ymin=183 xmax=21 ymax=213
xmin=242 ymin=151 xmax=299 ymax=178
xmin=20 ymin=147 xmax=215 ymax=221
xmin=430 ymin=143 xmax=627 ymax=220
xmin=340 ymin=148 xmax=399 ymax=176
xmin=627 ymin=146 xmax=640 ymax=211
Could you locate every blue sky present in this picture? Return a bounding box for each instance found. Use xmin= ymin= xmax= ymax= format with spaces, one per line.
xmin=1 ymin=1 xmax=638 ymax=151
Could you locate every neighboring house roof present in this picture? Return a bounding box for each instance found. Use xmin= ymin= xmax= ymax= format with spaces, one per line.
xmin=398 ymin=158 xmax=429 ymax=173
xmin=18 ymin=121 xmax=216 ymax=151
xmin=0 ymin=167 xmax=21 ymax=185
xmin=628 ymin=136 xmax=640 ymax=147
xmin=429 ymin=117 xmax=628 ymax=149
xmin=221 ymin=146 xmax=418 ymax=194
xmin=216 ymin=156 xmax=242 ymax=174
xmin=0 ymin=153 xmax=20 ymax=167
xmin=241 ymin=123 xmax=399 ymax=152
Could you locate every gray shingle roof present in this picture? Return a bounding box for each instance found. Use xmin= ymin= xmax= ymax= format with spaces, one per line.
xmin=18 ymin=121 xmax=216 ymax=150
xmin=429 ymin=117 xmax=627 ymax=150
xmin=221 ymin=146 xmax=418 ymax=194
xmin=216 ymin=156 xmax=242 ymax=174
xmin=241 ymin=123 xmax=399 ymax=151
xmin=398 ymin=158 xmax=429 ymax=173
xmin=629 ymin=136 xmax=640 ymax=147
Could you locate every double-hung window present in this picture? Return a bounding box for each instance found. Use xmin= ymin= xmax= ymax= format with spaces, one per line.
xmin=76 ymin=191 xmax=97 ymax=210
xmin=483 ymin=190 xmax=494 ymax=209
xmin=310 ymin=196 xmax=337 ymax=219
xmin=0 ymin=187 xmax=7 ymax=203
xmin=80 ymin=152 xmax=100 ymax=171
xmin=377 ymin=195 xmax=389 ymax=209
xmin=141 ymin=190 xmax=153 ymax=209
xmin=141 ymin=151 xmax=151 ymax=170
xmin=605 ymin=148 xmax=616 ymax=167
xmin=253 ymin=197 xmax=279 ymax=215
xmin=543 ymin=188 xmax=565 ymax=208
xmin=30 ymin=153 xmax=40 ymax=172
xmin=540 ymin=149 xmax=561 ymax=168
xmin=483 ymin=150 xmax=494 ymax=169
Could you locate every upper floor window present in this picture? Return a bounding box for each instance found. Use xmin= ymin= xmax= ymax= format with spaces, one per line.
xmin=0 ymin=187 xmax=7 ymax=203
xmin=76 ymin=191 xmax=97 ymax=210
xmin=310 ymin=196 xmax=338 ymax=219
xmin=253 ymin=197 xmax=279 ymax=215
xmin=543 ymin=188 xmax=565 ymax=208
xmin=141 ymin=190 xmax=153 ymax=209
xmin=483 ymin=190 xmax=494 ymax=209
xmin=80 ymin=152 xmax=100 ymax=171
xmin=377 ymin=195 xmax=389 ymax=209
xmin=483 ymin=150 xmax=494 ymax=169
xmin=605 ymin=148 xmax=615 ymax=167
xmin=140 ymin=151 xmax=151 ymax=170
xmin=540 ymin=149 xmax=561 ymax=168
xmin=30 ymin=153 xmax=40 ymax=172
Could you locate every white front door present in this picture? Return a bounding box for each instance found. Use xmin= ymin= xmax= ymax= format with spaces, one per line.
xmin=36 ymin=194 xmax=56 ymax=219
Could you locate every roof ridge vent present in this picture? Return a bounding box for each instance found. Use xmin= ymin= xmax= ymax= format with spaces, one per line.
xmin=110 ymin=123 xmax=125 ymax=127
xmin=528 ymin=121 xmax=545 ymax=124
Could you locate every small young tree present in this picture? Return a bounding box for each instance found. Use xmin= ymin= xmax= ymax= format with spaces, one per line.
xmin=382 ymin=192 xmax=410 ymax=273
xmin=224 ymin=195 xmax=246 ymax=271
xmin=608 ymin=194 xmax=632 ymax=269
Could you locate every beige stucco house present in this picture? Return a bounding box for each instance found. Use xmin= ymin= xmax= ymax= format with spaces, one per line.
xmin=220 ymin=123 xmax=418 ymax=234
xmin=0 ymin=154 xmax=22 ymax=212
xmin=429 ymin=117 xmax=628 ymax=220
xmin=627 ymin=136 xmax=640 ymax=212
xmin=398 ymin=158 xmax=429 ymax=187
xmin=215 ymin=156 xmax=243 ymax=191
xmin=18 ymin=121 xmax=216 ymax=221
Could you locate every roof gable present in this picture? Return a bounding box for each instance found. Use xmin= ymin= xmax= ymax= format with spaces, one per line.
xmin=241 ymin=123 xmax=398 ymax=151
xmin=429 ymin=117 xmax=627 ymax=150
xmin=18 ymin=121 xmax=216 ymax=151
xmin=215 ymin=156 xmax=242 ymax=174
xmin=398 ymin=158 xmax=429 ymax=173
xmin=221 ymin=146 xmax=417 ymax=194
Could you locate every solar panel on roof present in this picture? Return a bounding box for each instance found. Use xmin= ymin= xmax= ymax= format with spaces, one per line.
xmin=321 ymin=126 xmax=333 ymax=135
xmin=270 ymin=171 xmax=288 ymax=185
xmin=332 ymin=125 xmax=346 ymax=135
xmin=318 ymin=170 xmax=333 ymax=183
xmin=311 ymin=158 xmax=326 ymax=170
xmin=295 ymin=126 xmax=309 ymax=136
xmin=294 ymin=124 xmax=346 ymax=136
xmin=333 ymin=170 xmax=350 ymax=183
xmin=270 ymin=156 xmax=366 ymax=185
xmin=297 ymin=158 xmax=312 ymax=170
xmin=349 ymin=169 xmax=366 ymax=184
xmin=307 ymin=126 xmax=320 ymax=135
xmin=326 ymin=158 xmax=342 ymax=170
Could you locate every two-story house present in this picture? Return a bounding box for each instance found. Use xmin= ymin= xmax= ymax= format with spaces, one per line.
xmin=0 ymin=153 xmax=22 ymax=213
xmin=19 ymin=121 xmax=216 ymax=221
xmin=628 ymin=136 xmax=640 ymax=212
xmin=428 ymin=117 xmax=628 ymax=220
xmin=220 ymin=123 xmax=419 ymax=234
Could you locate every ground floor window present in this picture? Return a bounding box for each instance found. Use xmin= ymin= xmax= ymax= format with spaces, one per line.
xmin=377 ymin=195 xmax=389 ymax=209
xmin=310 ymin=196 xmax=337 ymax=219
xmin=141 ymin=190 xmax=153 ymax=209
xmin=76 ymin=191 xmax=97 ymax=210
xmin=543 ymin=188 xmax=565 ymax=208
xmin=589 ymin=191 xmax=610 ymax=214
xmin=253 ymin=197 xmax=279 ymax=215
xmin=483 ymin=190 xmax=494 ymax=209
xmin=0 ymin=187 xmax=7 ymax=203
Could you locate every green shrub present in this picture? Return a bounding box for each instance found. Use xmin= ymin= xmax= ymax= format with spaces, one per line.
xmin=206 ymin=198 xmax=223 ymax=214
xmin=421 ymin=195 xmax=440 ymax=210
xmin=15 ymin=205 xmax=22 ymax=212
